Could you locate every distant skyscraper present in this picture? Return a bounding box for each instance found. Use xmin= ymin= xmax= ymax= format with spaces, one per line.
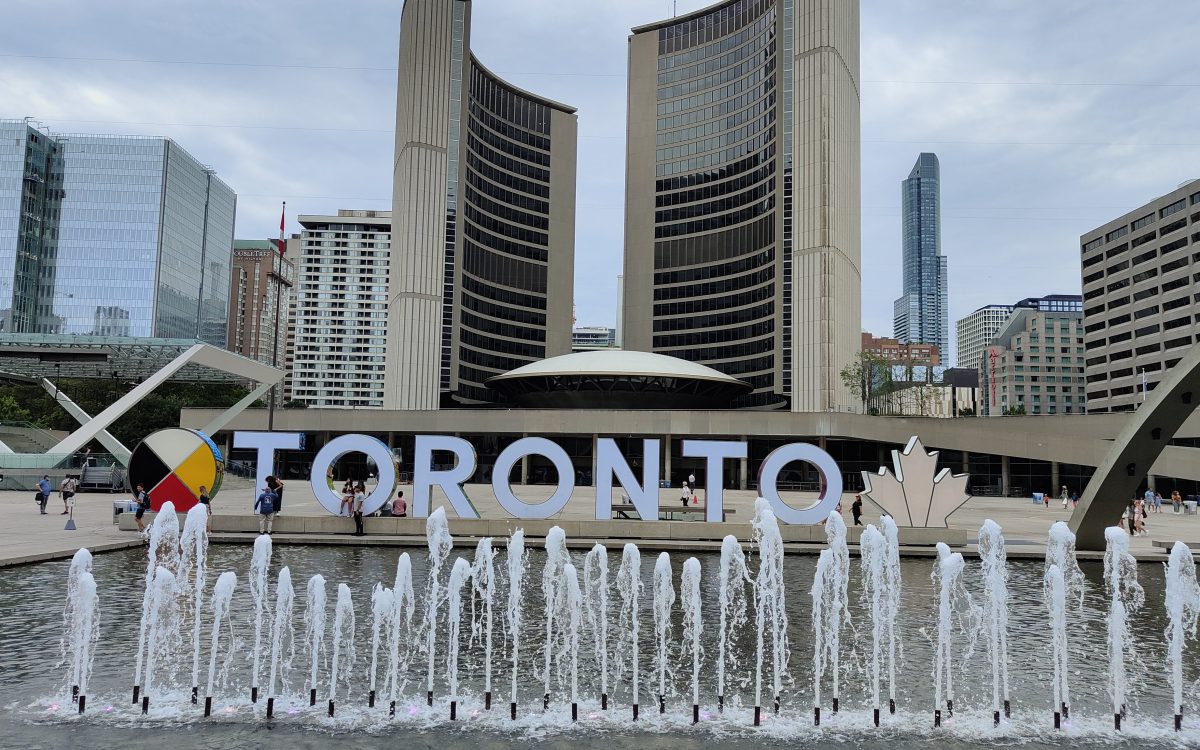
xmin=386 ymin=0 xmax=577 ymax=409
xmin=622 ymin=0 xmax=862 ymax=411
xmin=955 ymin=305 xmax=1013 ymax=370
xmin=227 ymin=240 xmax=294 ymax=367
xmin=893 ymin=152 xmax=948 ymax=354
xmin=0 ymin=120 xmax=234 ymax=344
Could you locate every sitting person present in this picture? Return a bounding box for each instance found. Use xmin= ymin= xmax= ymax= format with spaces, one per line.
xmin=393 ymin=490 xmax=407 ymax=518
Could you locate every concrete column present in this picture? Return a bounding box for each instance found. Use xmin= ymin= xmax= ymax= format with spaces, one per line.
xmin=818 ymin=436 xmax=828 ymax=451
xmin=1001 ymin=455 xmax=1011 ymax=496
xmin=739 ymin=435 xmax=749 ymax=490
xmin=664 ymin=434 xmax=672 ymax=485
xmin=387 ymin=432 xmax=395 ymax=450
xmin=962 ymin=451 xmax=971 ymax=475
xmin=591 ymin=433 xmax=599 ymax=486
xmin=1147 ymin=474 xmax=1157 ymax=492
xmin=520 ymin=432 xmax=530 ymax=485
xmin=1051 ymin=461 xmax=1060 ymax=493
xmin=877 ymin=444 xmax=888 ymax=469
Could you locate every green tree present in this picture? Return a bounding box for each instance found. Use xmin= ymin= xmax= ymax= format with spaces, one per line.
xmin=0 ymin=393 xmax=31 ymax=422
xmin=957 ymin=407 xmax=976 ymax=417
xmin=840 ymin=351 xmax=894 ymax=413
xmin=1002 ymin=403 xmax=1026 ymax=416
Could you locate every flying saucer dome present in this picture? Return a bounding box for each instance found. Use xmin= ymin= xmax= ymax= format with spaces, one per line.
xmin=488 ymin=350 xmax=752 ymax=409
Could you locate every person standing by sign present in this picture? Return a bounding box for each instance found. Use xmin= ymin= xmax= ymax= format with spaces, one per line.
xmin=133 ymin=483 xmax=150 ymax=536
xmin=266 ymin=475 xmax=285 ymax=515
xmin=352 ymin=481 xmax=367 ymax=536
xmin=255 ymin=486 xmax=278 ymax=534
xmin=680 ymin=480 xmax=690 ymax=508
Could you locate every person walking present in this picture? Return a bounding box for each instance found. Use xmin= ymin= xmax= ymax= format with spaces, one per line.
xmin=1060 ymin=486 xmax=1069 ymax=510
xmin=255 ymin=485 xmax=278 ymax=534
xmin=133 ymin=483 xmax=151 ymax=536
xmin=1172 ymin=489 xmax=1182 ymax=514
xmin=352 ymin=481 xmax=367 ymax=536
xmin=59 ymin=475 xmax=78 ymax=515
xmin=266 ymin=475 xmax=285 ymax=515
xmin=1134 ymin=498 xmax=1147 ymax=536
xmin=1042 ymin=492 xmax=1049 ymax=509
xmin=1153 ymin=491 xmax=1163 ymax=514
xmin=851 ymin=495 xmax=863 ymax=526
xmin=36 ymin=475 xmax=52 ymax=515
xmin=199 ymin=485 xmax=212 ymax=533
xmin=679 ymin=480 xmax=690 ymax=508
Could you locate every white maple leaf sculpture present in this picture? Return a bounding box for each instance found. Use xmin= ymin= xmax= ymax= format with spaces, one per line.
xmin=860 ymin=436 xmax=971 ymax=528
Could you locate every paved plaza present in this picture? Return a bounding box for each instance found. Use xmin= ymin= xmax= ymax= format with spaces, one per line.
xmin=3 ymin=473 xmax=1198 ymax=567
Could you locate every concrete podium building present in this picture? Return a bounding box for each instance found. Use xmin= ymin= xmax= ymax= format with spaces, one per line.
xmin=386 ymin=0 xmax=578 ymax=410
xmin=621 ymin=0 xmax=861 ymax=412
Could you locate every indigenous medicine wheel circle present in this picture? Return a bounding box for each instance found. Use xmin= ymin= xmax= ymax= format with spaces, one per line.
xmin=128 ymin=428 xmax=224 ymax=513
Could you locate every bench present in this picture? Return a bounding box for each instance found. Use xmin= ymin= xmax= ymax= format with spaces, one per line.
xmin=611 ymin=502 xmax=736 ymax=522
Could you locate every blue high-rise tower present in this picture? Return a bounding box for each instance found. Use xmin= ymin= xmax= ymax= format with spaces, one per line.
xmin=893 ymin=152 xmax=948 ymax=353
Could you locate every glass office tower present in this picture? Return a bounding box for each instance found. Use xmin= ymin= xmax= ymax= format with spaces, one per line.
xmin=0 ymin=121 xmax=235 ymax=344
xmin=893 ymin=152 xmax=948 ymax=353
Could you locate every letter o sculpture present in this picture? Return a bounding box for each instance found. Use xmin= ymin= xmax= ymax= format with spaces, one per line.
xmin=757 ymin=443 xmax=843 ymax=525
xmin=309 ymin=434 xmax=397 ymax=516
xmin=491 ymin=437 xmax=575 ymax=519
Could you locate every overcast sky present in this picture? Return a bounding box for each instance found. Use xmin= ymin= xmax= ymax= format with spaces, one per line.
xmin=3 ymin=1 xmax=1198 ymax=363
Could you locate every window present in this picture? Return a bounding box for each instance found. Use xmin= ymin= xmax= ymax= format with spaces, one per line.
xmin=1131 ymin=213 xmax=1155 ymax=230
xmin=1106 ymin=226 xmax=1129 ymax=242
xmin=1133 ymin=305 xmax=1158 ymax=319
xmin=1162 ymin=256 xmax=1188 ymax=273
xmin=1133 ymin=286 xmax=1158 ymax=301
xmin=1082 ymin=237 xmax=1104 ymax=253
xmin=1134 ymin=324 xmax=1160 ymax=337
xmin=1132 ymin=248 xmax=1158 ymax=266
xmin=1160 ymin=198 xmax=1187 ymax=218
xmin=1131 ymin=231 xmax=1156 ymax=248
xmin=1163 ymin=294 xmax=1190 ymax=311
xmin=1164 ymin=315 xmax=1190 ymax=331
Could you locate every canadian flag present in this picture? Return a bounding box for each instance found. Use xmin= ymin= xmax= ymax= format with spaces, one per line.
xmin=273 ymin=201 xmax=287 ymax=257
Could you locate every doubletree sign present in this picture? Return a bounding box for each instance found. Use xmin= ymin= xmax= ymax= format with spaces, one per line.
xmin=233 ymin=432 xmax=842 ymax=525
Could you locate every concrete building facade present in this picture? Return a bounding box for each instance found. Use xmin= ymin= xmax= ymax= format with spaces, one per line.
xmin=893 ymin=152 xmax=948 ymax=353
xmin=227 ymin=240 xmax=294 ymax=367
xmin=572 ymin=326 xmax=617 ymax=351
xmin=387 ymin=0 xmax=577 ymax=409
xmin=622 ymin=0 xmax=861 ymax=411
xmin=956 ymin=305 xmax=1013 ymax=370
xmin=1080 ymin=180 xmax=1200 ymax=413
xmin=291 ymin=211 xmax=390 ymax=408
xmin=0 ymin=120 xmax=234 ymax=345
xmin=978 ymin=307 xmax=1086 ymax=416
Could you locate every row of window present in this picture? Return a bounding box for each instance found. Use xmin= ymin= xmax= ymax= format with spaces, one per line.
xmin=656 ymin=0 xmax=774 ymax=59
xmin=653 ymin=281 xmax=774 ymax=317
xmin=656 ymin=175 xmax=774 ymax=224
xmin=655 ymin=195 xmax=774 ymax=238
xmin=657 ymin=44 xmax=773 ymax=102
xmin=653 ymin=264 xmax=773 ymax=299
xmin=1081 ymin=193 xmax=1200 ymax=253
xmin=653 ymin=300 xmax=773 ymax=332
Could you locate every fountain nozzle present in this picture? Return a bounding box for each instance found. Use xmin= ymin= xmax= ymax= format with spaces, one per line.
xmin=485 ymin=691 xmax=492 ymax=710
xmin=251 ymin=686 xmax=258 ymax=704
xmin=368 ymin=690 xmax=375 ymax=708
xmin=190 ymin=686 xmax=197 ymax=705
xmin=693 ymin=704 xmax=699 ymax=724
xmin=572 ymin=703 xmax=578 ymax=722
xmin=754 ymin=705 xmax=761 ymax=726
xmin=328 ymin=700 xmax=335 ymax=718
xmin=78 ymin=696 xmax=86 ymax=715
xmin=1114 ymin=713 xmax=1121 ymax=730
xmin=658 ymin=694 xmax=665 ymax=714
xmin=132 ymin=685 xmax=140 ymax=705
xmin=601 ymin=693 xmax=608 ymax=710
xmin=450 ymin=700 xmax=457 ymax=721
xmin=874 ymin=708 xmax=880 ymax=727
xmin=934 ymin=709 xmax=941 ymax=728
xmin=309 ymin=688 xmax=316 ymax=706
xmin=141 ymin=696 xmax=149 ymax=715
xmin=814 ymin=706 xmax=820 ymax=726
xmin=889 ymin=698 xmax=896 ymax=715
xmin=266 ymin=697 xmax=274 ymax=719
xmin=204 ymin=696 xmax=212 ymax=717
xmin=510 ymin=702 xmax=517 ymax=720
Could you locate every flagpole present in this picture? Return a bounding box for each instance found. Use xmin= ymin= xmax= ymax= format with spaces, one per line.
xmin=268 ymin=201 xmax=286 ymax=432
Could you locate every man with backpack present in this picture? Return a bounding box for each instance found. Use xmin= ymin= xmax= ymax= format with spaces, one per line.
xmin=255 ymin=485 xmax=279 ymax=534
xmin=133 ymin=483 xmax=151 ymax=536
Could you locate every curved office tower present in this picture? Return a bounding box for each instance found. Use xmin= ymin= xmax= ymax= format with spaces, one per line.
xmin=387 ymin=0 xmax=577 ymax=409
xmin=622 ymin=0 xmax=860 ymax=411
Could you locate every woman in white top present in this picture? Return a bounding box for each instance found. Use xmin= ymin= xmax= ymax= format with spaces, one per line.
xmin=352 ymin=482 xmax=367 ymax=536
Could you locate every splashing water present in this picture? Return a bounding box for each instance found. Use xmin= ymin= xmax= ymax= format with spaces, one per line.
xmin=179 ymin=505 xmax=208 ymax=697
xmin=617 ymin=543 xmax=643 ymax=711
xmin=268 ymin=567 xmax=295 ymax=700
xmin=680 ymin=557 xmax=703 ymax=709
xmin=582 ymin=544 xmax=610 ymax=703
xmin=561 ymin=563 xmax=583 ymax=707
xmin=248 ymin=534 xmax=273 ymax=697
xmin=446 ymin=558 xmax=473 ymax=701
xmin=134 ymin=502 xmax=179 ymax=696
xmin=1103 ymin=526 xmax=1142 ymax=722
xmin=386 ymin=553 xmax=416 ymax=706
xmin=932 ymin=544 xmax=969 ymax=719
xmin=505 ymin=531 xmax=527 ymax=710
xmin=369 ymin=584 xmax=394 ymax=703
xmin=143 ymin=566 xmax=180 ymax=701
xmin=859 ymin=524 xmax=887 ymax=716
xmin=1044 ymin=522 xmax=1083 ymax=718
xmin=1164 ymin=541 xmax=1200 ymax=720
xmin=542 ymin=526 xmax=570 ymax=704
xmin=424 ymin=508 xmax=453 ymax=701
xmin=305 ymin=575 xmax=327 ymax=699
xmin=753 ymin=499 xmax=788 ymax=713
xmin=471 ymin=538 xmax=496 ymax=703
xmin=328 ymin=583 xmax=356 ymax=704
xmin=61 ymin=549 xmax=99 ymax=702
xmin=717 ymin=535 xmax=751 ymax=707
xmin=880 ymin=516 xmax=903 ymax=708
xmin=978 ymin=520 xmax=1011 ymax=719
xmin=206 ymin=571 xmax=237 ymax=698
xmin=652 ymin=552 xmax=675 ymax=704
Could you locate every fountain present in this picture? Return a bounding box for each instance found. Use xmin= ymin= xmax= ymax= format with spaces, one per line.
xmin=1103 ymin=526 xmax=1142 ymax=730
xmin=61 ymin=549 xmax=98 ymax=714
xmin=1164 ymin=541 xmax=1200 ymax=731
xmin=304 ymin=574 xmax=327 ymax=707
xmin=541 ymin=526 xmax=570 ymax=710
xmin=446 ymin=557 xmax=472 ymax=719
xmin=617 ymin=543 xmax=642 ymax=720
xmin=652 ymin=552 xmax=675 ymax=714
xmin=582 ymin=544 xmax=610 ymax=709
xmin=248 ymin=534 xmax=272 ymax=703
xmin=753 ymin=499 xmax=787 ymax=725
xmin=881 ymin=516 xmax=902 ymax=715
xmin=716 ymin=535 xmax=750 ymax=714
xmin=680 ymin=557 xmax=703 ymax=724
xmin=203 ymin=571 xmax=236 ymax=717
xmin=1044 ymin=522 xmax=1083 ymax=727
xmin=327 ymin=583 xmax=355 ymax=717
xmin=978 ymin=520 xmax=1011 ymax=725
xmin=141 ymin=566 xmax=180 ymax=714
xmin=133 ymin=502 xmax=179 ymax=705
xmin=179 ymin=505 xmax=207 ymax=705
xmin=368 ymin=584 xmax=394 ymax=710
xmin=859 ymin=524 xmax=887 ymax=726
xmin=931 ymin=542 xmax=976 ymax=727
xmin=265 ymin=567 xmax=295 ymax=719
xmin=471 ymin=538 xmax=496 ymax=710
xmin=385 ymin=553 xmax=415 ymax=716
xmin=562 ymin=563 xmax=583 ymax=721
xmin=505 ymin=531 xmax=526 ymax=719
xmin=424 ymin=508 xmax=453 ymax=707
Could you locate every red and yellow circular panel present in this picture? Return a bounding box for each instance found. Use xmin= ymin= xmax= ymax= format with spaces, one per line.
xmin=128 ymin=428 xmax=225 ymax=513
